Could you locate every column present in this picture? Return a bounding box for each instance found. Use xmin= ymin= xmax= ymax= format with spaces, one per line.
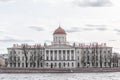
xmin=61 ymin=50 xmax=63 ymax=60
xmin=48 ymin=50 xmax=50 ymax=60
xmin=44 ymin=51 xmax=47 ymax=60
xmin=74 ymin=50 xmax=75 ymax=60
xmin=53 ymin=50 xmax=55 ymax=60
xmin=57 ymin=50 xmax=59 ymax=60
xmin=16 ymin=62 xmax=18 ymax=68
xmin=65 ymin=50 xmax=67 ymax=60
xmin=70 ymin=50 xmax=71 ymax=60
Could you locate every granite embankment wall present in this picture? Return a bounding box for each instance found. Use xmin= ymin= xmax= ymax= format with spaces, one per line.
xmin=0 ymin=68 xmax=120 ymax=73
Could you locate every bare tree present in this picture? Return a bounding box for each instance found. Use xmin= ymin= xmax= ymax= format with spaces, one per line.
xmin=81 ymin=50 xmax=86 ymax=68
xmin=100 ymin=49 xmax=103 ymax=68
xmin=30 ymin=53 xmax=35 ymax=68
xmin=22 ymin=44 xmax=29 ymax=68
xmin=36 ymin=47 xmax=44 ymax=68
xmin=86 ymin=47 xmax=90 ymax=68
xmin=37 ymin=52 xmax=43 ymax=67
xmin=91 ymin=48 xmax=95 ymax=67
xmin=29 ymin=46 xmax=44 ymax=68
xmin=9 ymin=48 xmax=16 ymax=67
xmin=107 ymin=52 xmax=112 ymax=68
xmin=81 ymin=55 xmax=85 ymax=68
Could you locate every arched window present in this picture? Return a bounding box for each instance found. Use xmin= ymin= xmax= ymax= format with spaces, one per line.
xmin=68 ymin=63 xmax=69 ymax=67
xmin=14 ymin=63 xmax=16 ymax=67
xmin=37 ymin=61 xmax=39 ymax=67
xmin=63 ymin=63 xmax=65 ymax=67
xmin=18 ymin=63 xmax=20 ymax=67
xmin=51 ymin=63 xmax=53 ymax=68
xmin=46 ymin=63 xmax=48 ymax=67
xmin=72 ymin=63 xmax=74 ymax=67
xmin=78 ymin=63 xmax=80 ymax=67
xmin=41 ymin=63 xmax=43 ymax=67
xmin=55 ymin=63 xmax=57 ymax=67
xmin=59 ymin=63 xmax=61 ymax=68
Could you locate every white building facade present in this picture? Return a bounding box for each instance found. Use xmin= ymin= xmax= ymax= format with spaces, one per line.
xmin=7 ymin=27 xmax=113 ymax=68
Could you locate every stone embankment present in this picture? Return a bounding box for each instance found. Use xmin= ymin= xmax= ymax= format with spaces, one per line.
xmin=0 ymin=67 xmax=120 ymax=73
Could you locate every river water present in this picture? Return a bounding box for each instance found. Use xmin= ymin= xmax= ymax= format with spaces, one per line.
xmin=0 ymin=72 xmax=119 ymax=80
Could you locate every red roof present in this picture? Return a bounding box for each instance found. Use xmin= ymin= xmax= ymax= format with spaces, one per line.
xmin=53 ymin=27 xmax=66 ymax=35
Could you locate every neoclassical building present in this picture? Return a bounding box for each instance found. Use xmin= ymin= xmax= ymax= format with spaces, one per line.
xmin=7 ymin=27 xmax=113 ymax=68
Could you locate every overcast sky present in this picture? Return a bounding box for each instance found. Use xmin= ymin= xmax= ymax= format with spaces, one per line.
xmin=0 ymin=0 xmax=120 ymax=54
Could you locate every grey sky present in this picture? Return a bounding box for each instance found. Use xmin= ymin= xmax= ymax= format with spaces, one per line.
xmin=0 ymin=0 xmax=120 ymax=53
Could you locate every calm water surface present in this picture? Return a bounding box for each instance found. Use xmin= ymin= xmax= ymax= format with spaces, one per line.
xmin=0 ymin=72 xmax=120 ymax=80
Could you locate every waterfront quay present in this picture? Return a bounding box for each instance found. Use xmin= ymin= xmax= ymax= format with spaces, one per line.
xmin=0 ymin=68 xmax=120 ymax=73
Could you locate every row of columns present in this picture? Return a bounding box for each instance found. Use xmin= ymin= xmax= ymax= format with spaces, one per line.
xmin=45 ymin=50 xmax=75 ymax=61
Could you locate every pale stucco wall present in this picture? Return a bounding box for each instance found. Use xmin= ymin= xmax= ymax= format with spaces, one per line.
xmin=0 ymin=58 xmax=5 ymax=67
